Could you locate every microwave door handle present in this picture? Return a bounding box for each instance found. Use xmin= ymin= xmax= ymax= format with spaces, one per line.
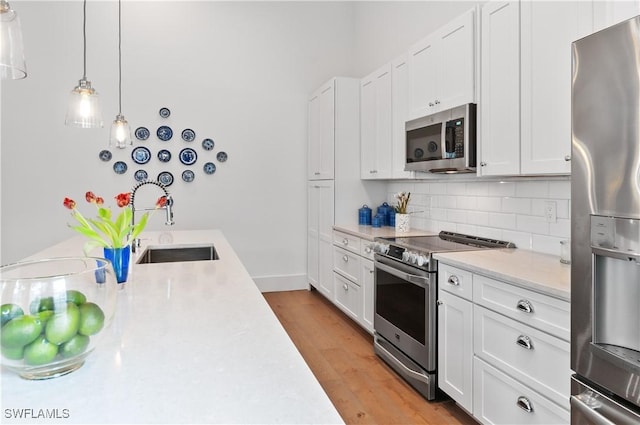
xmin=374 ymin=261 xmax=428 ymax=288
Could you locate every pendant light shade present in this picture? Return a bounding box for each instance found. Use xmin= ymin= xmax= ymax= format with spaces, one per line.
xmin=110 ymin=0 xmax=131 ymax=148
xmin=65 ymin=0 xmax=102 ymax=128
xmin=0 ymin=0 xmax=27 ymax=80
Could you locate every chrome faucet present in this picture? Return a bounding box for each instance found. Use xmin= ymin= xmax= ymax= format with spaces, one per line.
xmin=130 ymin=180 xmax=175 ymax=252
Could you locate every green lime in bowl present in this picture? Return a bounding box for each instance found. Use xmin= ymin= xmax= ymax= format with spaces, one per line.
xmin=0 ymin=257 xmax=117 ymax=379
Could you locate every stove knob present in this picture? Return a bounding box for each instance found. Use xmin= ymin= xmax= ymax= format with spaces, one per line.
xmin=381 ymin=244 xmax=389 ymax=254
xmin=417 ymin=255 xmax=426 ymax=267
xmin=402 ymin=251 xmax=410 ymax=262
xmin=408 ymin=252 xmax=418 ymax=264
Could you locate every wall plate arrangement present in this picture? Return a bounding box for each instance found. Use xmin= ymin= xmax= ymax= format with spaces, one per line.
xmin=102 ymin=106 xmax=229 ymax=181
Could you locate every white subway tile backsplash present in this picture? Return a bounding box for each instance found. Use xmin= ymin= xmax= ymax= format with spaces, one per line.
xmin=457 ymin=196 xmax=478 ymax=210
xmin=515 ymin=181 xmax=549 ymax=198
xmin=502 ymin=230 xmax=532 ymax=250
xmin=448 ymin=209 xmax=468 ymax=224
xmin=467 ymin=210 xmax=490 ymax=226
xmin=438 ymin=195 xmax=457 ymax=208
xmin=456 ymin=223 xmax=478 ymax=235
xmin=502 ymin=197 xmax=532 ymax=215
xmin=488 ymin=181 xmax=516 ymax=197
xmin=548 ymin=179 xmax=570 ymax=198
xmin=447 ymin=182 xmax=467 ymax=195
xmin=477 ymin=197 xmax=502 ymax=212
xmin=532 ymin=234 xmax=564 ymax=256
xmin=489 ymin=212 xmax=517 ymax=230
xmin=517 ymin=215 xmax=550 ymax=234
xmin=549 ymin=218 xmax=571 ymax=238
xmin=466 ymin=182 xmax=489 ymax=196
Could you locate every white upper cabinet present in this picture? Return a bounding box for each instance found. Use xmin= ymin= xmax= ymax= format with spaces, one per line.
xmin=479 ymin=0 xmax=592 ymax=176
xmin=308 ymin=81 xmax=335 ymax=180
xmin=360 ymin=64 xmax=393 ymax=179
xmin=479 ymin=1 xmax=521 ymax=176
xmin=594 ymin=0 xmax=640 ymax=32
xmin=391 ymin=54 xmax=414 ymax=179
xmin=408 ymin=8 xmax=476 ymax=121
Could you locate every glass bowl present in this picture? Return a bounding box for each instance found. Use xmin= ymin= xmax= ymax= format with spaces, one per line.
xmin=0 ymin=257 xmax=117 ymax=380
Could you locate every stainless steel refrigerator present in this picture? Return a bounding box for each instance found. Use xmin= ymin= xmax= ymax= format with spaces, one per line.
xmin=571 ymin=16 xmax=640 ymax=424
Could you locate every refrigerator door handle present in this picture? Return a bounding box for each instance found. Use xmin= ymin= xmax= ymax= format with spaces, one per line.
xmin=571 ymin=394 xmax=616 ymax=425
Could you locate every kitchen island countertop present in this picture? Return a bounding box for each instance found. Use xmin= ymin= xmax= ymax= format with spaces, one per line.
xmin=1 ymin=230 xmax=343 ymax=425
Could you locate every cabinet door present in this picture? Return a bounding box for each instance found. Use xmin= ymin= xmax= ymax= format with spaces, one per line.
xmin=317 ymin=181 xmax=335 ymax=298
xmin=520 ymin=1 xmax=592 ymax=175
xmin=360 ymin=75 xmax=377 ymax=179
xmin=594 ymin=0 xmax=640 ymax=32
xmin=391 ymin=55 xmax=414 ymax=179
xmin=408 ymin=33 xmax=439 ymax=120
xmin=334 ymin=272 xmax=362 ymax=322
xmin=437 ymin=8 xmax=476 ymax=111
xmin=438 ymin=290 xmax=473 ymax=414
xmin=479 ymin=1 xmax=520 ymax=176
xmin=308 ymin=81 xmax=335 ymax=180
xmin=360 ymin=258 xmax=375 ymax=334
xmin=374 ymin=65 xmax=393 ymax=178
xmin=307 ymin=182 xmax=320 ymax=288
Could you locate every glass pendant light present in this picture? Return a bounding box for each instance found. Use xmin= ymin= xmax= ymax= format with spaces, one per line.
xmin=65 ymin=0 xmax=103 ymax=128
xmin=110 ymin=0 xmax=131 ymax=148
xmin=0 ymin=0 xmax=27 ymax=79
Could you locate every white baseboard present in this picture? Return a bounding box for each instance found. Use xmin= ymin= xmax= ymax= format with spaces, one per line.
xmin=252 ymin=273 xmax=309 ymax=293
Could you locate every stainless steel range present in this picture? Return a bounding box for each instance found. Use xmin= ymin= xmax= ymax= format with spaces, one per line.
xmin=372 ymin=231 xmax=514 ymax=400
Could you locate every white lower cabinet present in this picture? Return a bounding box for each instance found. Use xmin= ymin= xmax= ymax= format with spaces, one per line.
xmin=331 ymin=230 xmax=375 ymax=334
xmin=437 ymin=262 xmax=570 ymax=424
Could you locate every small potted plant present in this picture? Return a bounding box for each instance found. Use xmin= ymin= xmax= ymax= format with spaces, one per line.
xmin=63 ymin=191 xmax=166 ymax=283
xmin=394 ymin=191 xmax=411 ymax=232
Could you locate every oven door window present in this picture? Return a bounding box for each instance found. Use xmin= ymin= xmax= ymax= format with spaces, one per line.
xmin=375 ymin=265 xmax=426 ymax=344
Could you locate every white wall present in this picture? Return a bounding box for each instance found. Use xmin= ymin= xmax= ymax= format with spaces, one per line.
xmin=0 ymin=1 xmax=357 ymax=290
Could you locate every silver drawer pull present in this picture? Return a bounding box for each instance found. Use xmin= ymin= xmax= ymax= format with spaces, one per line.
xmin=342 ymin=238 xmax=349 ymax=245
xmin=516 ymin=335 xmax=533 ymax=350
xmin=343 ymin=283 xmax=348 ymax=291
xmin=516 ymin=396 xmax=534 ymax=413
xmin=447 ymin=275 xmax=460 ymax=286
xmin=365 ymin=246 xmax=372 ymax=253
xmin=516 ymin=299 xmax=533 ymax=313
xmin=342 ymin=255 xmax=349 ymax=262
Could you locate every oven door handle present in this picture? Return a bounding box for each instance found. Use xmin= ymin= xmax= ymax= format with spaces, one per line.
xmin=375 ymin=261 xmax=429 ymax=288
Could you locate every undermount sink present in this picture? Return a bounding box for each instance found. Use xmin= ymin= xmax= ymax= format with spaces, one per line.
xmin=136 ymin=245 xmax=219 ymax=264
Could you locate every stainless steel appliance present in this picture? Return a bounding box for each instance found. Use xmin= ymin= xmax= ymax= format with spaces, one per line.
xmin=372 ymin=231 xmax=513 ymax=400
xmin=571 ymin=16 xmax=640 ymax=424
xmin=405 ymin=103 xmax=476 ymax=174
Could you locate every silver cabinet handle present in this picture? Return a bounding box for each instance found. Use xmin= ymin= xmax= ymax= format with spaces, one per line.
xmin=365 ymin=246 xmax=372 ymax=253
xmin=435 ymin=100 xmax=440 ymax=105
xmin=480 ymin=161 xmax=487 ymax=166
xmin=369 ymin=170 xmax=377 ymax=174
xmin=516 ymin=335 xmax=533 ymax=350
xmin=343 ymin=283 xmax=348 ymax=291
xmin=428 ymin=102 xmax=435 ymax=107
xmin=516 ymin=299 xmax=534 ymax=313
xmin=314 ymin=171 xmax=320 ymax=175
xmin=369 ymin=269 xmax=374 ymax=274
xmin=342 ymin=255 xmax=348 ymax=262
xmin=564 ymin=155 xmax=571 ymax=161
xmin=447 ymin=275 xmax=460 ymax=286
xmin=437 ymin=300 xmax=443 ymax=306
xmin=342 ymin=238 xmax=349 ymax=245
xmin=517 ymin=396 xmax=534 ymax=413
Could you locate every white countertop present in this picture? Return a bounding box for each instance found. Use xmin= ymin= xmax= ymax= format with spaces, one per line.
xmin=434 ymin=248 xmax=571 ymax=301
xmin=1 ymin=230 xmax=343 ymax=425
xmin=333 ymin=224 xmax=435 ymax=241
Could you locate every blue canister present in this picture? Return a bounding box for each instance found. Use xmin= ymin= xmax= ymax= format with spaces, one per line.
xmin=372 ymin=214 xmax=383 ymax=228
xmin=358 ymin=204 xmax=372 ymax=225
xmin=389 ymin=209 xmax=396 ymax=227
xmin=377 ymin=202 xmax=394 ymax=226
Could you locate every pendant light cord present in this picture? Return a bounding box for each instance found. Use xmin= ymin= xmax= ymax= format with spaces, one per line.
xmin=118 ymin=0 xmax=122 ymax=115
xmin=82 ymin=0 xmax=87 ymax=79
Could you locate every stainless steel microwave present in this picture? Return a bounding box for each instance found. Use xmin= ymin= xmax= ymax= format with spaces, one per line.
xmin=405 ymin=103 xmax=476 ymax=174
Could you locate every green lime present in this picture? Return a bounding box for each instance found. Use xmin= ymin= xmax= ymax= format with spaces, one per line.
xmin=66 ymin=290 xmax=87 ymax=306
xmin=1 ymin=344 xmax=24 ymax=360
xmin=78 ymin=302 xmax=105 ymax=336
xmin=1 ymin=303 xmax=24 ymax=327
xmin=36 ymin=310 xmax=55 ymax=325
xmin=0 ymin=315 xmax=42 ymax=348
xmin=59 ymin=334 xmax=90 ymax=358
xmin=45 ymin=302 xmax=79 ymax=345
xmin=29 ymin=296 xmax=54 ymax=314
xmin=23 ymin=336 xmax=58 ymax=365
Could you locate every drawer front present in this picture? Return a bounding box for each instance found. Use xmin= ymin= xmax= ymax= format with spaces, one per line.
xmin=359 ymin=239 xmax=375 ymax=261
xmin=473 ymin=274 xmax=570 ymax=341
xmin=473 ymin=357 xmax=569 ymax=425
xmin=333 ymin=230 xmax=360 ymax=254
xmin=334 ymin=246 xmax=360 ymax=283
xmin=438 ymin=263 xmax=473 ymax=301
xmin=334 ymin=272 xmax=362 ymax=321
xmin=474 ymin=306 xmax=570 ymax=409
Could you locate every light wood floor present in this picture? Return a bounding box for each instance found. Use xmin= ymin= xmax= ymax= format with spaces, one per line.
xmin=264 ymin=289 xmax=477 ymax=425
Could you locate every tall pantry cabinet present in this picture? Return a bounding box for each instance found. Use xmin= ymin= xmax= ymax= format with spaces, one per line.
xmin=307 ymin=77 xmax=385 ymax=299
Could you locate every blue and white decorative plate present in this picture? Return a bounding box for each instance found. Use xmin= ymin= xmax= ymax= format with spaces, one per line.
xmin=131 ymin=146 xmax=151 ymax=164
xmin=113 ymin=161 xmax=127 ymax=174
xmin=182 ymin=170 xmax=195 ymax=183
xmin=216 ymin=151 xmax=228 ymax=162
xmin=179 ymin=148 xmax=198 ymax=166
xmin=159 ymin=107 xmax=171 ymax=118
xmin=157 ymin=149 xmax=171 ymax=163
xmin=157 ymin=126 xmax=173 ymax=141
xmin=135 ymin=127 xmax=150 ymax=141
xmin=201 ymin=138 xmax=214 ymax=151
xmin=203 ymin=162 xmax=216 ymax=175
xmin=99 ymin=150 xmax=112 ymax=162
xmin=134 ymin=169 xmax=148 ymax=182
xmin=158 ymin=171 xmax=174 ymax=187
xmin=181 ymin=129 xmax=196 ymax=142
